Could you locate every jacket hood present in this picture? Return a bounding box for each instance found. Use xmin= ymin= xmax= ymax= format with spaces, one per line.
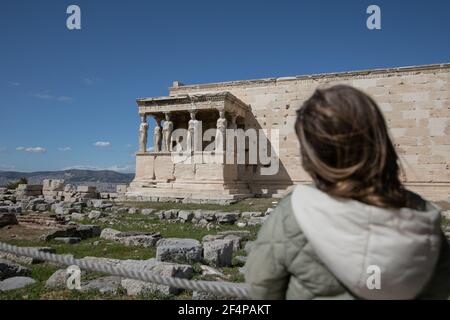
xmin=291 ymin=184 xmax=442 ymax=300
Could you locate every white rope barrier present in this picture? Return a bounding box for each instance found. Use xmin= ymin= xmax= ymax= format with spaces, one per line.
xmin=0 ymin=242 xmax=250 ymax=299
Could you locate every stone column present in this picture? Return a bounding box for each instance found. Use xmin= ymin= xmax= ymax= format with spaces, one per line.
xmin=162 ymin=112 xmax=173 ymax=152
xmin=153 ymin=116 xmax=162 ymax=152
xmin=139 ymin=114 xmax=149 ymax=152
xmin=187 ymin=110 xmax=202 ymax=152
xmin=215 ymin=109 xmax=227 ymax=152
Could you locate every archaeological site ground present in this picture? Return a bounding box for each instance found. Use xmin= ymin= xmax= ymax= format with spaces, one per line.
xmin=1 ymin=63 xmax=450 ymax=300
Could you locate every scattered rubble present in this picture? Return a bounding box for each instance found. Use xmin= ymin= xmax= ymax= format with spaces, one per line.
xmin=0 ymin=212 xmax=18 ymax=228
xmin=120 ymin=258 xmax=193 ymax=295
xmin=82 ymin=276 xmax=122 ymax=294
xmin=156 ymin=238 xmax=202 ymax=264
xmin=0 ymin=183 xmax=272 ymax=233
xmin=0 ymin=276 xmax=36 ymax=292
xmin=100 ymin=228 xmax=161 ymax=248
xmin=203 ymin=239 xmax=233 ymax=267
xmin=39 ymin=225 xmax=101 ymax=241
xmin=0 ymin=259 xmax=31 ymax=280
xmin=0 ymin=184 xmax=269 ymax=298
xmin=0 ymin=247 xmax=55 ymax=265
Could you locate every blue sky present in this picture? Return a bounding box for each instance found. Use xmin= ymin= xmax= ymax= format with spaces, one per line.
xmin=0 ymin=0 xmax=449 ymax=173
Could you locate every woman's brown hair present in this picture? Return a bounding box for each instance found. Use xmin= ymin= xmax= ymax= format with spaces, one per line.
xmin=295 ymin=85 xmax=411 ymax=209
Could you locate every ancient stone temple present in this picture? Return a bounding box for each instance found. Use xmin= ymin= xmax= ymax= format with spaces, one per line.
xmin=127 ymin=92 xmax=255 ymax=202
xmin=128 ymin=63 xmax=450 ymax=202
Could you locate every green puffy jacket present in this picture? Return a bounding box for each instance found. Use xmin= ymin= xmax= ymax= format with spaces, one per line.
xmin=245 ymin=184 xmax=450 ymax=300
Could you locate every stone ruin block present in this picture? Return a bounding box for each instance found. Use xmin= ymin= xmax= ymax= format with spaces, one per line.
xmin=42 ymin=179 xmax=64 ymax=198
xmin=203 ymin=239 xmax=234 ymax=267
xmin=16 ymin=184 xmax=42 ymax=192
xmin=116 ymin=185 xmax=128 ymax=194
xmin=64 ymin=184 xmax=76 ymax=193
xmin=43 ymin=179 xmax=65 ymax=192
xmin=64 ymin=185 xmax=99 ymax=202
xmin=119 ymin=258 xmax=193 ymax=295
xmin=15 ymin=184 xmax=43 ymax=199
xmin=108 ymin=193 xmax=118 ymax=199
xmin=62 ymin=184 xmax=77 ymax=202
xmin=76 ymin=186 xmax=97 ymax=193
xmin=156 ymin=238 xmax=202 ymax=264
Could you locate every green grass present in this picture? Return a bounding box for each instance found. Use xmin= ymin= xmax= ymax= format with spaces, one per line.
xmin=4 ymin=238 xmax=156 ymax=260
xmin=0 ymin=196 xmax=269 ymax=300
xmin=117 ymin=197 xmax=276 ymax=213
xmin=0 ymin=211 xmax=258 ymax=300
xmin=78 ymin=213 xmax=260 ymax=241
xmin=0 ymin=262 xmax=174 ymax=300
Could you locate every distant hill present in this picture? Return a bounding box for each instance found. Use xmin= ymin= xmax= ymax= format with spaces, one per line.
xmin=0 ymin=169 xmax=135 ymax=192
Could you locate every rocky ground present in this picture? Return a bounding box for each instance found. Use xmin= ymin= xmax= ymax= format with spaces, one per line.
xmin=0 ymin=186 xmax=276 ymax=300
xmin=1 ymin=186 xmax=449 ymax=300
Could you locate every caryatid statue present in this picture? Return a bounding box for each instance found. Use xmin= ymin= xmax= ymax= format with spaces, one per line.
xmin=162 ymin=112 xmax=173 ymax=152
xmin=153 ymin=117 xmax=162 ymax=152
xmin=139 ymin=115 xmax=149 ymax=152
xmin=215 ymin=109 xmax=227 ymax=152
xmin=187 ymin=110 xmax=198 ymax=152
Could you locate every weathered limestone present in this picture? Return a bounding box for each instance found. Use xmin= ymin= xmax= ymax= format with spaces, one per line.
xmin=45 ymin=268 xmax=86 ymax=289
xmin=70 ymin=212 xmax=86 ymax=221
xmin=203 ymin=239 xmax=233 ymax=267
xmin=116 ymin=185 xmax=128 ymax=194
xmin=100 ymin=228 xmax=161 ymax=248
xmin=141 ymin=208 xmax=156 ymax=215
xmin=0 ymin=276 xmax=36 ymax=291
xmin=178 ymin=210 xmax=194 ymax=222
xmin=77 ymin=186 xmax=96 ymax=193
xmin=100 ymin=228 xmax=122 ymax=240
xmin=82 ymin=276 xmax=122 ymax=294
xmin=202 ymin=233 xmax=243 ymax=251
xmin=115 ymin=231 xmax=161 ymax=248
xmin=89 ymin=199 xmax=113 ymax=209
xmin=247 ymin=216 xmax=268 ymax=226
xmin=45 ymin=269 xmax=69 ymax=289
xmin=158 ymin=209 xmax=179 ymax=220
xmin=156 ymin=238 xmax=202 ymax=264
xmin=241 ymin=211 xmax=263 ymax=218
xmin=60 ymin=185 xmax=99 ymax=203
xmin=120 ymin=259 xmax=193 ymax=295
xmin=88 ymin=210 xmax=103 ymax=219
xmin=215 ymin=211 xmax=240 ymax=224
xmin=16 ymin=184 xmax=42 ymax=199
xmin=42 ymin=179 xmax=64 ymax=198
